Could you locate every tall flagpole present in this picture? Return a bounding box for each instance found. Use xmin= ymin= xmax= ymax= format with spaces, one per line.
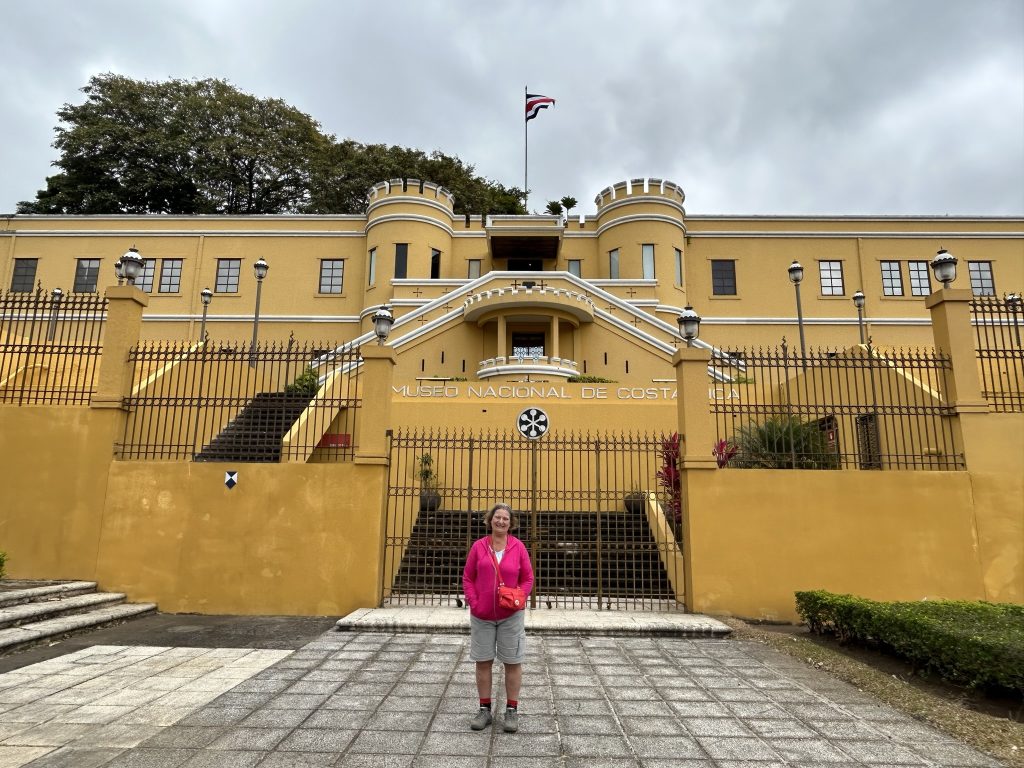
xmin=524 ymin=85 xmax=529 ymax=212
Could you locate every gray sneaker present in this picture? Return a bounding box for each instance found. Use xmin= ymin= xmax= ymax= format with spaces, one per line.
xmin=502 ymin=708 xmax=519 ymax=733
xmin=470 ymin=708 xmax=492 ymax=730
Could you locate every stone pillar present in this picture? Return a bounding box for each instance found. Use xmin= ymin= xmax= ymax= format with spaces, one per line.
xmin=673 ymin=347 xmax=717 ymax=470
xmin=496 ymin=315 xmax=507 ymax=358
xmin=549 ymin=315 xmax=560 ymax=359
xmin=925 ymin=288 xmax=989 ymax=466
xmin=92 ymin=286 xmax=148 ymax=411
xmin=355 ymin=344 xmax=396 ymax=465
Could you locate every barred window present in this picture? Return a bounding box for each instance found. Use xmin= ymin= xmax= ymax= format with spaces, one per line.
xmin=215 ymin=259 xmax=241 ymax=293
xmin=467 ymin=259 xmax=481 ymax=279
xmin=10 ymin=259 xmax=37 ymax=292
xmin=642 ymin=244 xmax=655 ymax=279
xmin=711 ymin=260 xmax=736 ymax=295
xmin=969 ymin=261 xmax=995 ymax=296
xmin=609 ymin=249 xmax=620 ymax=279
xmin=73 ymin=258 xmax=100 ymax=293
xmin=159 ymin=259 xmax=182 ymax=293
xmin=880 ymin=261 xmax=903 ymax=296
xmin=137 ymin=259 xmax=156 ymax=293
xmin=819 ymin=260 xmax=844 ymax=296
xmin=319 ymin=260 xmax=344 ymax=294
xmin=908 ymin=261 xmax=931 ymax=296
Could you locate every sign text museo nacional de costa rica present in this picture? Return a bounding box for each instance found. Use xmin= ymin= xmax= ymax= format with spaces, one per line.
xmin=392 ymin=384 xmax=740 ymax=401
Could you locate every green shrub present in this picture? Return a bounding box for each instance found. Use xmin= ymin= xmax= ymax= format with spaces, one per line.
xmin=567 ymin=375 xmax=616 ymax=383
xmin=284 ymin=367 xmax=319 ymax=397
xmin=0 ymin=550 xmax=6 ymax=580
xmin=733 ymin=416 xmax=840 ymax=469
xmin=796 ymin=590 xmax=1024 ymax=694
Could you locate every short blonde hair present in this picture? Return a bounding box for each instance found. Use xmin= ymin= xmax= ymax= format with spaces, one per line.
xmin=484 ymin=502 xmax=518 ymax=531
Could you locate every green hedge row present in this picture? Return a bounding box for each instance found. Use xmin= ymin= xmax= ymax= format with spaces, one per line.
xmin=795 ymin=590 xmax=1024 ymax=694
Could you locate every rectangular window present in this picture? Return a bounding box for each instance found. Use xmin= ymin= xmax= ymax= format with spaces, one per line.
xmin=467 ymin=259 xmax=481 ymax=279
xmin=567 ymin=260 xmax=581 ymax=278
xmin=969 ymin=261 xmax=995 ymax=295
xmin=908 ymin=261 xmax=931 ymax=296
xmin=73 ymin=258 xmax=100 ymax=293
xmin=137 ymin=259 xmax=156 ymax=293
xmin=880 ymin=261 xmax=903 ymax=296
xmin=609 ymin=248 xmax=620 ymax=279
xmin=215 ymin=258 xmax=241 ymax=293
xmin=10 ymin=259 xmax=37 ymax=292
xmin=319 ymin=259 xmax=344 ymax=294
xmin=511 ymin=332 xmax=545 ymax=358
xmin=642 ymin=244 xmax=655 ymax=279
xmin=430 ymin=249 xmax=441 ymax=280
xmin=819 ymin=260 xmax=844 ymax=295
xmin=394 ymin=243 xmax=408 ymax=279
xmin=711 ymin=260 xmax=736 ymax=295
xmin=368 ymin=248 xmax=376 ymax=286
xmin=159 ymin=259 xmax=182 ymax=293
xmin=674 ymin=248 xmax=683 ymax=286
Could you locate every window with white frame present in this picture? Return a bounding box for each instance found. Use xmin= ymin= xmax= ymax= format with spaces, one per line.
xmin=880 ymin=261 xmax=903 ymax=296
xmin=73 ymin=258 xmax=100 ymax=293
xmin=818 ymin=260 xmax=844 ymax=295
xmin=159 ymin=259 xmax=182 ymax=293
xmin=608 ymin=249 xmax=620 ymax=279
xmin=467 ymin=259 xmax=481 ymax=279
xmin=137 ymin=259 xmax=156 ymax=293
xmin=567 ymin=260 xmax=581 ymax=278
xmin=215 ymin=259 xmax=241 ymax=293
xmin=10 ymin=259 xmax=37 ymax=292
xmin=908 ymin=261 xmax=931 ymax=296
xmin=968 ymin=261 xmax=995 ymax=295
xmin=319 ymin=260 xmax=344 ymax=293
xmin=642 ymin=244 xmax=655 ymax=279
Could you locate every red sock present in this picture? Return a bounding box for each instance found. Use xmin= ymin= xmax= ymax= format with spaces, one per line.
xmin=479 ymin=698 xmax=492 ymax=710
xmin=506 ymin=699 xmax=518 ymax=710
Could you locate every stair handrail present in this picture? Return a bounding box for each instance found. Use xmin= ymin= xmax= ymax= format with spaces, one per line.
xmin=280 ymin=364 xmax=362 ymax=463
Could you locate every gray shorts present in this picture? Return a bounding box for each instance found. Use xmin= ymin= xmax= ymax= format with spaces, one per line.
xmin=469 ymin=611 xmax=526 ymax=664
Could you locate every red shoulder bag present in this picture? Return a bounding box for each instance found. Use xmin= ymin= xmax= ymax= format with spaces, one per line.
xmin=488 ymin=547 xmax=526 ymax=611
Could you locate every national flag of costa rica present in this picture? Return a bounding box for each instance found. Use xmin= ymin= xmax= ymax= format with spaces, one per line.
xmin=525 ymin=93 xmax=555 ymax=121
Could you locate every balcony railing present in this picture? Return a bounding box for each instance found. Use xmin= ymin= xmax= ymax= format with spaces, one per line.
xmin=477 ymin=355 xmax=580 ymax=380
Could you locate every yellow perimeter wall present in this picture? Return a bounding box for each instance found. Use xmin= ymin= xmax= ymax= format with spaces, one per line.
xmin=1 ymin=405 xmax=1020 ymax=621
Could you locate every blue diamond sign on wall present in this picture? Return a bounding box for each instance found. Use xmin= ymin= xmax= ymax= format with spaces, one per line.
xmin=517 ymin=407 xmax=549 ymax=440
xmin=225 ymin=471 xmax=238 ymax=489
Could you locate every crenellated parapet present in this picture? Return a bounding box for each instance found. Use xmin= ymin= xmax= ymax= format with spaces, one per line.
xmin=594 ymin=177 xmax=686 ymax=213
xmin=367 ymin=178 xmax=456 ymax=213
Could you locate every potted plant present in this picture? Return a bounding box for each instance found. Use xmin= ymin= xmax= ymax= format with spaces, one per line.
xmin=417 ymin=453 xmax=442 ymax=512
xmin=623 ymin=488 xmax=646 ymax=515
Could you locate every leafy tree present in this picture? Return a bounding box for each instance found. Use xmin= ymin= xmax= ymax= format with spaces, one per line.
xmin=544 ymin=200 xmax=563 ymax=215
xmin=560 ymin=196 xmax=578 ymax=219
xmin=19 ymin=74 xmax=526 ymax=217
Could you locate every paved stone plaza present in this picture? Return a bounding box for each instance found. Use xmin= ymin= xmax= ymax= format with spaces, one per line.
xmin=0 ymin=616 xmax=1003 ymax=767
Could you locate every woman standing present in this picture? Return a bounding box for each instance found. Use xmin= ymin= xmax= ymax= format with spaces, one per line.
xmin=462 ymin=502 xmax=534 ymax=733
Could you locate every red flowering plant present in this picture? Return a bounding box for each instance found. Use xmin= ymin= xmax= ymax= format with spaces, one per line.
xmin=712 ymin=439 xmax=738 ymax=468
xmin=656 ymin=432 xmax=682 ymax=540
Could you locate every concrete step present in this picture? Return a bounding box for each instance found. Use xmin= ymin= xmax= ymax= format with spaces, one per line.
xmin=0 ymin=602 xmax=157 ymax=654
xmin=0 ymin=581 xmax=98 ymax=608
xmin=0 ymin=591 xmax=126 ymax=629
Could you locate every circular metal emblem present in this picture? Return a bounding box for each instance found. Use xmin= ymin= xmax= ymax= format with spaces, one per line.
xmin=517 ymin=407 xmax=549 ymax=440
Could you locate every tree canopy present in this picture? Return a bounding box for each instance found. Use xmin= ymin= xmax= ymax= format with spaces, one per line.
xmin=18 ymin=74 xmax=525 ymax=217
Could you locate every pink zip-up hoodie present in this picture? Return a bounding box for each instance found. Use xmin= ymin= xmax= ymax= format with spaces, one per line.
xmin=463 ymin=535 xmax=534 ymax=621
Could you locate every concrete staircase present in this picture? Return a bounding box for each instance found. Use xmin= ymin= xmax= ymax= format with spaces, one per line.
xmin=194 ymin=392 xmax=312 ymax=463
xmin=0 ymin=581 xmax=156 ymax=654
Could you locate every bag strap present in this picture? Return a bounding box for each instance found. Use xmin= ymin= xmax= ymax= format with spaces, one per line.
xmin=487 ymin=546 xmax=506 ymax=587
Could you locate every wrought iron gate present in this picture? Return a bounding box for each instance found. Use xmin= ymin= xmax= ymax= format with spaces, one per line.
xmin=381 ymin=429 xmax=686 ymax=611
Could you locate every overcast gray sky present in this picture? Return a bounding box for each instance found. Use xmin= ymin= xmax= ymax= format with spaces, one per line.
xmin=3 ymin=0 xmax=1022 ymax=216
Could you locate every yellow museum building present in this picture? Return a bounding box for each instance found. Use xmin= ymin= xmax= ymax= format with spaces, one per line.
xmin=0 ymin=177 xmax=1021 ymax=621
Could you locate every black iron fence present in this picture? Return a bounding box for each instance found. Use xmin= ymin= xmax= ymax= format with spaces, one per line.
xmin=971 ymin=294 xmax=1023 ymax=413
xmin=0 ymin=287 xmax=107 ymax=405
xmin=118 ymin=340 xmax=362 ymax=461
xmin=382 ymin=429 xmax=686 ymax=611
xmin=709 ymin=342 xmax=963 ymax=470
